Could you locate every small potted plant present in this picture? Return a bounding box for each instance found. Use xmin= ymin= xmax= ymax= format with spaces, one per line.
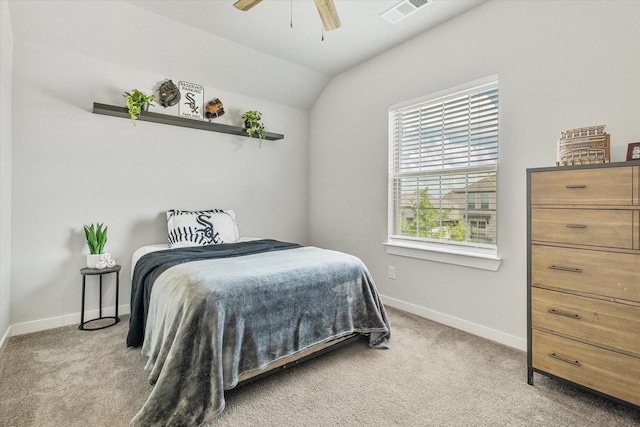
xmin=241 ymin=110 xmax=266 ymax=141
xmin=84 ymin=223 xmax=108 ymax=268
xmin=123 ymin=89 xmax=156 ymax=125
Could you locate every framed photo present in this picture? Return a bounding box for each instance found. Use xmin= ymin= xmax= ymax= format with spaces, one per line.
xmin=627 ymin=142 xmax=640 ymax=161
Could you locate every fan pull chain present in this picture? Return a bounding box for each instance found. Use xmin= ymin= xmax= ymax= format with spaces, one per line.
xmin=321 ymin=23 xmax=324 ymax=41
xmin=290 ymin=0 xmax=293 ymax=28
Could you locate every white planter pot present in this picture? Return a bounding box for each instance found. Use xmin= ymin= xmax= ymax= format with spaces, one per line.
xmin=86 ymin=254 xmax=102 ymax=268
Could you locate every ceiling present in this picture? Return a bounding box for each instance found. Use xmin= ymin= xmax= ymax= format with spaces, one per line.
xmin=124 ymin=0 xmax=486 ymax=77
xmin=6 ymin=0 xmax=486 ymax=109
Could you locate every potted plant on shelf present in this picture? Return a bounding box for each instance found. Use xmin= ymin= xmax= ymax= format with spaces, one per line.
xmin=241 ymin=110 xmax=266 ymax=141
xmin=84 ymin=223 xmax=108 ymax=268
xmin=123 ymin=89 xmax=156 ymax=125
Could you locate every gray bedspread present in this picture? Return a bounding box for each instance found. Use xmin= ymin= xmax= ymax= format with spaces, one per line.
xmin=130 ymin=245 xmax=390 ymax=426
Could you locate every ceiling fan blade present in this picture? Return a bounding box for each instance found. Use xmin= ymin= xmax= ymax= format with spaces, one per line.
xmin=314 ymin=0 xmax=341 ymax=31
xmin=233 ymin=0 xmax=263 ymax=12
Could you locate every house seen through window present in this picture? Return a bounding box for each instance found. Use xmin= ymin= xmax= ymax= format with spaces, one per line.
xmin=388 ymin=77 xmax=499 ymax=254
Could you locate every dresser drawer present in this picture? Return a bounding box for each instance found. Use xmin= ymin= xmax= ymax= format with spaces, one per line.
xmin=532 ymin=330 xmax=640 ymax=406
xmin=530 ymin=167 xmax=635 ymax=206
xmin=531 ymin=208 xmax=635 ymax=249
xmin=531 ymin=245 xmax=640 ymax=302
xmin=532 ymin=287 xmax=640 ymax=355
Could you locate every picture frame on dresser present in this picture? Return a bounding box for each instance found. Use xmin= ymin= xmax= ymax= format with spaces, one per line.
xmin=627 ymin=142 xmax=640 ymax=161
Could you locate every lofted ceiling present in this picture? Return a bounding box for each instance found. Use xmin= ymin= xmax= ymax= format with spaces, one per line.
xmin=6 ymin=0 xmax=486 ymax=109
xmin=124 ymin=0 xmax=486 ymax=77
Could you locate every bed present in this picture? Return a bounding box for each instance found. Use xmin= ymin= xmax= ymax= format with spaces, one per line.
xmin=127 ymin=210 xmax=391 ymax=427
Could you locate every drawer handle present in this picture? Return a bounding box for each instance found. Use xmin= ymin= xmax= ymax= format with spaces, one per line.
xmin=548 ymin=353 xmax=581 ymax=367
xmin=548 ymin=309 xmax=580 ymax=320
xmin=565 ymin=185 xmax=586 ymax=189
xmin=548 ymin=265 xmax=582 ymax=273
xmin=566 ymin=224 xmax=586 ymax=229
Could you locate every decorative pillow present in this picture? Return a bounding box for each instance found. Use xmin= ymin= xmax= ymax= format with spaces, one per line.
xmin=166 ymin=209 xmax=240 ymax=248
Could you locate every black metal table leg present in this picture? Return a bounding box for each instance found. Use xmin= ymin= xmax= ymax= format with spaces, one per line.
xmin=99 ymin=274 xmax=103 ymax=319
xmin=80 ymin=275 xmax=87 ymax=330
xmin=115 ymin=269 xmax=119 ymax=319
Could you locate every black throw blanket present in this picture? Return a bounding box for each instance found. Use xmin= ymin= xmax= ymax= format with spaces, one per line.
xmin=127 ymin=239 xmax=301 ymax=347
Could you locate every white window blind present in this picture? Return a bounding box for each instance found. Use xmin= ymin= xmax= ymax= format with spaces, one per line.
xmin=388 ymin=78 xmax=498 ymax=253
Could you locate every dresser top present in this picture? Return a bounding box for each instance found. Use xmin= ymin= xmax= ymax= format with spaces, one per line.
xmin=527 ymin=161 xmax=635 ymax=174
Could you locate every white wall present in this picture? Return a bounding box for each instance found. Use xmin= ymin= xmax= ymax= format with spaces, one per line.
xmin=8 ymin=8 xmax=311 ymax=331
xmin=309 ymin=0 xmax=640 ymax=350
xmin=8 ymin=0 xmax=329 ymax=111
xmin=0 ymin=0 xmax=13 ymax=346
xmin=6 ymin=0 xmax=640 ymax=349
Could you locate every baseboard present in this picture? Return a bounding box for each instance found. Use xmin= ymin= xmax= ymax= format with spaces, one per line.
xmin=380 ymin=294 xmax=527 ymax=351
xmin=0 ymin=325 xmax=10 ymax=358
xmin=8 ymin=304 xmax=130 ymax=337
xmin=5 ymin=297 xmax=526 ymax=351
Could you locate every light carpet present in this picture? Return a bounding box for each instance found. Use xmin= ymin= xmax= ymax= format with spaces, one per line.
xmin=0 ymin=307 xmax=638 ymax=426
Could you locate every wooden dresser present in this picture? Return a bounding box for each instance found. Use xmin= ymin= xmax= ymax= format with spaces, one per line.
xmin=527 ymin=162 xmax=640 ymax=408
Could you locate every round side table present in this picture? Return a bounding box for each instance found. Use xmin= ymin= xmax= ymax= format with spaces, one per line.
xmin=79 ymin=264 xmax=121 ymax=331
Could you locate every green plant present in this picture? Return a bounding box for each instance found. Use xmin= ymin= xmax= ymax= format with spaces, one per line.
xmin=123 ymin=89 xmax=156 ymax=125
xmin=84 ymin=223 xmax=108 ymax=254
xmin=241 ymin=110 xmax=266 ymax=141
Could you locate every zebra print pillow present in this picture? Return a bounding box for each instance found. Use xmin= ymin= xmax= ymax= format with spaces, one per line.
xmin=166 ymin=209 xmax=240 ymax=248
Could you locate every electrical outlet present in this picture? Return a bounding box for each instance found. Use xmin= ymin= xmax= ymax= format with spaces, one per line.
xmin=388 ymin=266 xmax=396 ymax=279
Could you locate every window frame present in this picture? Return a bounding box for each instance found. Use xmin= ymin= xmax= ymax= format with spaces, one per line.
xmin=385 ymin=75 xmax=502 ymax=271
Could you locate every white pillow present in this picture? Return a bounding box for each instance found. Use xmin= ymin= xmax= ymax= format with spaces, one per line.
xmin=166 ymin=209 xmax=240 ymax=248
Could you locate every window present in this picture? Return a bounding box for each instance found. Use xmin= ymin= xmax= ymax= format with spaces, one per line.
xmin=387 ymin=76 xmax=498 ymax=257
xmin=481 ymin=193 xmax=490 ymax=210
xmin=467 ymin=193 xmax=476 ymax=210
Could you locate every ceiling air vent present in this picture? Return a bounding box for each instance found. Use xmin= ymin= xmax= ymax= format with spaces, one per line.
xmin=380 ymin=0 xmax=434 ymax=24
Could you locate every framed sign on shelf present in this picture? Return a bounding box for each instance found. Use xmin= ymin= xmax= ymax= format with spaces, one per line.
xmin=627 ymin=142 xmax=640 ymax=161
xmin=179 ymin=81 xmax=204 ymax=121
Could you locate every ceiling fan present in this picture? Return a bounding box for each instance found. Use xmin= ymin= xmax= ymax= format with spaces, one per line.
xmin=233 ymin=0 xmax=341 ymax=31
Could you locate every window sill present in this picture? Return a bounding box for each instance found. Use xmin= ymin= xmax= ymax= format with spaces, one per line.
xmin=383 ymin=241 xmax=502 ymax=271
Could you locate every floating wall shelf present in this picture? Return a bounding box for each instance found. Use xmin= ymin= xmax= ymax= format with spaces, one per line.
xmin=92 ymin=103 xmax=284 ymax=141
